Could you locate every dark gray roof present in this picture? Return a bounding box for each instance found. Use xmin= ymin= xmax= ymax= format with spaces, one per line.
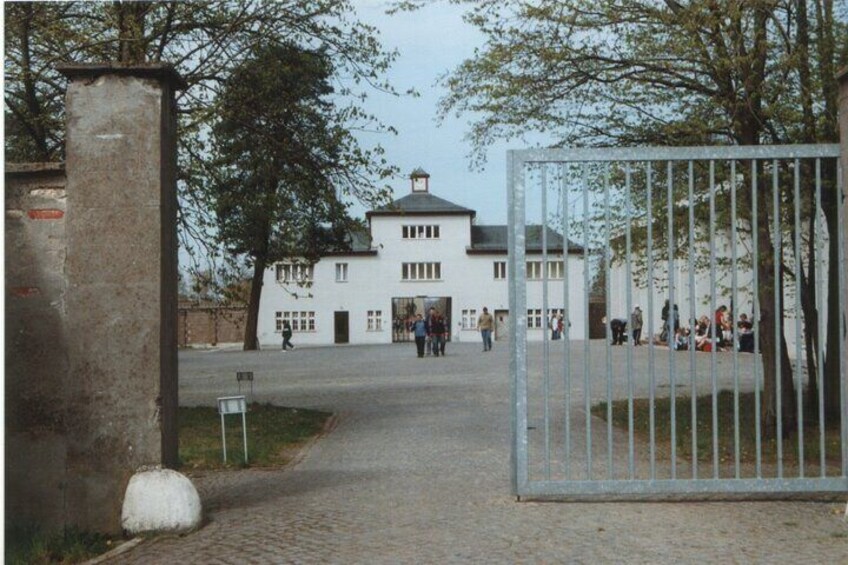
xmin=320 ymin=227 xmax=374 ymax=256
xmin=469 ymin=225 xmax=583 ymax=253
xmin=367 ymin=192 xmax=475 ymax=218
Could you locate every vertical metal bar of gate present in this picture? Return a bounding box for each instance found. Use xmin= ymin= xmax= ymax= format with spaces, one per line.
xmin=509 ymin=145 xmax=846 ymax=499
xmin=667 ymin=161 xmax=677 ymax=479
xmin=731 ymin=160 xmax=741 ymax=479
xmin=773 ymin=159 xmax=783 ymax=478
xmin=507 ymin=150 xmax=528 ymax=494
xmin=752 ymin=160 xmax=762 ymax=478
xmin=709 ymin=160 xmax=719 ymax=479
xmin=815 ymin=159 xmax=825 ymax=477
xmin=625 ymin=164 xmax=635 ymax=479
xmin=647 ymin=163 xmax=656 ymax=480
xmin=604 ymin=164 xmax=614 ymax=479
xmin=688 ymin=160 xmax=698 ymax=479
xmin=541 ymin=166 xmax=551 ymax=480
xmin=793 ymin=159 xmax=804 ymax=477
xmin=561 ymin=165 xmax=572 ymax=480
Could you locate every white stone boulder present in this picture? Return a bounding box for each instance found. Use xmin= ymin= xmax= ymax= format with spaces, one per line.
xmin=121 ymin=468 xmax=202 ymax=534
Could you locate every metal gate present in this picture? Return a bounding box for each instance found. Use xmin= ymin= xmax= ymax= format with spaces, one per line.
xmin=508 ymin=145 xmax=848 ymax=499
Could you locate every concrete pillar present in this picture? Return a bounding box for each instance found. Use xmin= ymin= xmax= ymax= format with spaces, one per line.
xmin=57 ymin=64 xmax=184 ymax=533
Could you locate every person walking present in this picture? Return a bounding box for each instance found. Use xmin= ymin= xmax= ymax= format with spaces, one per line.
xmin=281 ymin=320 xmax=294 ymax=351
xmin=631 ymin=305 xmax=643 ymax=346
xmin=478 ymin=307 xmax=494 ymax=352
xmin=410 ymin=314 xmax=428 ymax=358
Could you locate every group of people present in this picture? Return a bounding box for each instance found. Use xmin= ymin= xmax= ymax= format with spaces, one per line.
xmin=601 ymin=305 xmax=643 ymax=346
xmin=407 ymin=306 xmax=496 ymax=357
xmin=548 ymin=313 xmax=568 ymax=340
xmin=408 ymin=307 xmax=450 ymax=357
xmin=674 ymin=305 xmax=755 ymax=353
xmin=604 ymin=300 xmax=756 ymax=353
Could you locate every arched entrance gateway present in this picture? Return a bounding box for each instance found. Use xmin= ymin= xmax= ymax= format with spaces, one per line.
xmin=506 ymin=133 xmax=848 ymax=499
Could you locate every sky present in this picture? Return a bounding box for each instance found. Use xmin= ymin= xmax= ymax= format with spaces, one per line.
xmin=349 ymin=1 xmax=553 ymax=227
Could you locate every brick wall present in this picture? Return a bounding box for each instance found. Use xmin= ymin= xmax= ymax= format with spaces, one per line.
xmin=5 ymin=164 xmax=70 ymax=532
xmin=178 ymin=302 xmax=247 ymax=346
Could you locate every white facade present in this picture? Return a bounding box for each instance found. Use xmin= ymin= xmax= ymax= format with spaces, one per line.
xmin=257 ymin=173 xmax=587 ymax=347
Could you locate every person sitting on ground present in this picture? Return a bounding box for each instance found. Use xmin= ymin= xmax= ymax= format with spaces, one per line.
xmin=737 ymin=313 xmax=755 ymax=353
xmin=674 ymin=327 xmax=690 ymax=351
xmin=714 ymin=305 xmax=728 ymax=346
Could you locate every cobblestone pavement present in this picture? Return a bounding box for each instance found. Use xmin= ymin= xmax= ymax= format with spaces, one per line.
xmin=116 ymin=342 xmax=847 ymax=563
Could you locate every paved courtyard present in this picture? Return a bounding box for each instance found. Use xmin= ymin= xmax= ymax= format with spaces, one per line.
xmin=114 ymin=341 xmax=847 ymax=563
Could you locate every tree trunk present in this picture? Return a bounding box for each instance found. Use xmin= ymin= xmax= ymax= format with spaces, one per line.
xmin=243 ymin=254 xmax=266 ymax=351
xmin=114 ymin=1 xmax=150 ymax=64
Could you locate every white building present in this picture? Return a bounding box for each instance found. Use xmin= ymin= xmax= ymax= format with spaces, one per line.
xmin=258 ymin=169 xmax=587 ymax=347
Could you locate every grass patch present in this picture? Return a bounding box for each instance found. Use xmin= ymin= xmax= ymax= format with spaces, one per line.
xmin=5 ymin=524 xmax=114 ymax=565
xmin=591 ymin=391 xmax=841 ymax=466
xmin=179 ymin=403 xmax=332 ymax=470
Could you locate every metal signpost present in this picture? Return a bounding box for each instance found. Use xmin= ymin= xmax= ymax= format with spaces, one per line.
xmin=217 ymin=395 xmax=248 ymax=464
xmin=236 ymin=371 xmax=254 ymax=398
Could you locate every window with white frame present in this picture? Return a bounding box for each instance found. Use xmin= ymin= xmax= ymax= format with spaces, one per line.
xmin=276 ymin=262 xmax=313 ymax=283
xmin=335 ymin=262 xmax=348 ymax=282
xmin=276 ymin=311 xmax=315 ymax=332
xmin=401 ymin=262 xmax=442 ymax=281
xmin=461 ymin=309 xmax=478 ymax=329
xmin=546 ymin=261 xmax=564 ymax=279
xmin=527 ymin=309 xmax=544 ymax=328
xmin=367 ymin=310 xmax=383 ymax=331
xmin=402 ymin=224 xmax=440 ymax=239
xmin=493 ymin=261 xmax=507 ymax=280
xmin=525 ymin=260 xmax=563 ymax=280
xmin=526 ymin=261 xmax=543 ymax=280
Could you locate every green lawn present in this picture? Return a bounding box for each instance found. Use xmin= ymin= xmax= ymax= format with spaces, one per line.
xmin=179 ymin=403 xmax=332 ymax=470
xmin=592 ymin=391 xmax=842 ymax=467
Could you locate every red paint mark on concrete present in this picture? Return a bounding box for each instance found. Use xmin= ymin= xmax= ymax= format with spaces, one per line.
xmin=27 ymin=209 xmax=64 ymax=220
xmin=11 ymin=287 xmax=40 ymax=298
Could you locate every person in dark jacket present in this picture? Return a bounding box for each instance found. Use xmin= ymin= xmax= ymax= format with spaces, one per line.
xmin=429 ymin=311 xmax=447 ymax=356
xmin=603 ymin=316 xmax=627 ymax=345
xmin=281 ymin=320 xmax=294 ymax=351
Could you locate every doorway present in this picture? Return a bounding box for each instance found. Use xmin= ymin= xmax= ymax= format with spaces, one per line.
xmin=494 ymin=310 xmax=509 ymax=341
xmin=334 ymin=311 xmax=349 ymax=344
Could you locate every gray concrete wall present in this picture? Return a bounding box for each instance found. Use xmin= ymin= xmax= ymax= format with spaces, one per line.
xmin=58 ymin=64 xmax=181 ymax=533
xmin=5 ymin=164 xmax=70 ymax=532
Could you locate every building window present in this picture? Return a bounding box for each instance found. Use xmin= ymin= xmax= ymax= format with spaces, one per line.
xmin=277 ymin=311 xmax=315 ymax=332
xmin=367 ymin=310 xmax=383 ymax=331
xmin=525 ymin=260 xmax=563 ymax=280
xmin=461 ymin=309 xmax=478 ymax=329
xmin=335 ymin=263 xmax=348 ymax=282
xmin=546 ymin=261 xmax=564 ymax=280
xmin=494 ymin=261 xmax=507 ymax=280
xmin=276 ymin=262 xmax=313 ymax=283
xmin=526 ymin=261 xmax=543 ymax=280
xmin=401 ymin=262 xmax=442 ymax=281
xmin=527 ymin=309 xmax=544 ymax=329
xmin=402 ymin=224 xmax=440 ymax=239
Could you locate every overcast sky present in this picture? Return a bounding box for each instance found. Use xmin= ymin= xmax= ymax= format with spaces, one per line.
xmin=352 ymin=1 xmax=553 ymax=226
